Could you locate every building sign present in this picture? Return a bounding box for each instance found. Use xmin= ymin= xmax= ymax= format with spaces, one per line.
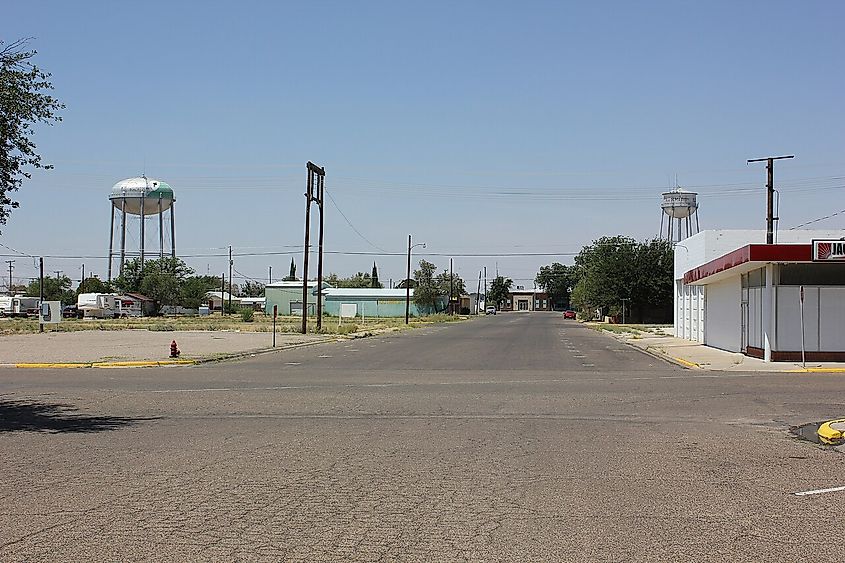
xmin=812 ymin=240 xmax=845 ymax=262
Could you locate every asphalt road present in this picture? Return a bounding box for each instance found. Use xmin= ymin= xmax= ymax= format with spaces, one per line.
xmin=2 ymin=313 xmax=844 ymax=561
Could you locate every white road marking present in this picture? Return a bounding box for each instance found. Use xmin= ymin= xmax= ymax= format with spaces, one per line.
xmin=285 ymin=362 xmax=301 ymax=366
xmin=318 ymin=355 xmax=332 ymax=358
xmin=582 ymin=364 xmax=595 ymax=367
xmin=573 ymin=355 xmax=586 ymax=358
xmin=793 ymin=485 xmax=845 ymax=496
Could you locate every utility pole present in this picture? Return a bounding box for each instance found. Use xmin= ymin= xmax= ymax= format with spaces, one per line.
xmin=54 ymin=270 xmax=62 ymax=280
xmin=39 ymin=257 xmax=44 ymax=333
xmin=5 ymin=260 xmax=13 ymax=296
xmin=301 ymin=161 xmax=326 ymax=334
xmin=449 ymin=258 xmax=454 ymax=315
xmin=228 ymin=245 xmax=233 ymax=313
xmin=406 ymin=235 xmax=412 ymax=324
xmin=747 ymin=155 xmax=794 ymax=244
xmin=476 ymin=270 xmax=482 ymax=315
xmin=268 ymin=265 xmax=272 ymax=285
xmin=621 ymin=298 xmax=630 ymax=324
xmin=220 ymin=273 xmax=225 ymax=315
xmin=483 ymin=266 xmax=487 ymax=308
xmin=81 ymin=264 xmax=85 ymax=294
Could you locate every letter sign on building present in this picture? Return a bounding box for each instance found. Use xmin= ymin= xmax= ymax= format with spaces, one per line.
xmin=812 ymin=240 xmax=845 ymax=262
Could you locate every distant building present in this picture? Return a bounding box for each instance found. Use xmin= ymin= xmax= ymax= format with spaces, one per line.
xmin=501 ymin=287 xmax=551 ymax=312
xmin=323 ymin=287 xmax=445 ymax=318
xmin=264 ymin=280 xmax=328 ymax=316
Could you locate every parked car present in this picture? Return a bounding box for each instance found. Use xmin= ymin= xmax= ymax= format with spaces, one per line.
xmin=485 ymin=306 xmax=496 ymax=315
xmin=62 ymin=305 xmax=78 ymax=318
xmin=563 ymin=310 xmax=576 ymax=319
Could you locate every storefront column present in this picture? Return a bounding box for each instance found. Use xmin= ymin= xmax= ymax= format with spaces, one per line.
xmin=763 ymin=264 xmax=776 ymax=362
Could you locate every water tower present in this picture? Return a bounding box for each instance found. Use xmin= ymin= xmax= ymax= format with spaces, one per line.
xmin=660 ymin=187 xmax=700 ymax=242
xmin=107 ymin=176 xmax=176 ymax=281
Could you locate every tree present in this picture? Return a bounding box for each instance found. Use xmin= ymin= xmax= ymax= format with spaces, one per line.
xmin=0 ymin=39 xmax=64 ymax=229
xmin=371 ymin=262 xmax=380 ymax=288
xmin=535 ymin=263 xmax=578 ymax=309
xmin=78 ymin=276 xmax=112 ymax=295
xmin=324 ymin=271 xmax=382 ymax=288
xmin=139 ymin=257 xmax=194 ymax=310
xmin=283 ymin=258 xmax=297 ymax=281
xmin=569 ymin=236 xmax=673 ymax=322
xmin=486 ymin=276 xmax=512 ymax=309
xmin=435 ymin=270 xmax=465 ymax=298
xmin=181 ymin=275 xmax=219 ymax=309
xmin=26 ymin=275 xmax=74 ymax=304
xmin=241 ymin=280 xmax=265 ymax=297
xmin=412 ymin=259 xmax=441 ymax=312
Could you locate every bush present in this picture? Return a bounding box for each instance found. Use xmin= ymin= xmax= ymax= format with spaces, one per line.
xmin=240 ymin=308 xmax=254 ymax=322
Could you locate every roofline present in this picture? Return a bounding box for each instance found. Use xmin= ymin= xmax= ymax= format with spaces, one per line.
xmin=683 ymin=244 xmax=812 ymax=284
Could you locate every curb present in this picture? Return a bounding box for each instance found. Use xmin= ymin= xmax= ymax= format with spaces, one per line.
xmin=786 ymin=368 xmax=845 ymax=373
xmin=618 ymin=340 xmax=698 ymax=370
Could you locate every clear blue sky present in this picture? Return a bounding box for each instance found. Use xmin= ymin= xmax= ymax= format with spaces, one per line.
xmin=2 ymin=1 xmax=843 ymax=288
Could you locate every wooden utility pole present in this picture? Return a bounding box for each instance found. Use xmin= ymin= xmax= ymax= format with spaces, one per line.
xmin=228 ymin=245 xmax=233 ymax=312
xmin=5 ymin=260 xmax=13 ymax=296
xmin=301 ymin=161 xmax=326 ymax=334
xmin=747 ymin=155 xmax=794 ymax=244
xmin=81 ymin=264 xmax=85 ymax=294
xmin=449 ymin=258 xmax=454 ymax=315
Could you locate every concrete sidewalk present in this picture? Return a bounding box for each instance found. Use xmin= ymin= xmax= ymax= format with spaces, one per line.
xmin=603 ymin=328 xmax=845 ymax=372
xmin=0 ymin=330 xmax=329 ymax=365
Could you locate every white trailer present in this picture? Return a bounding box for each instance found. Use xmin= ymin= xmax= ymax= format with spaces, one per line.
xmin=77 ymin=293 xmax=121 ymax=319
xmin=6 ymin=296 xmax=41 ymax=318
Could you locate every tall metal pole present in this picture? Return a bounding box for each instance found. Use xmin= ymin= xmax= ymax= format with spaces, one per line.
xmin=316 ymin=173 xmax=325 ymax=331
xmin=159 ymin=194 xmax=164 ymax=260
xmin=220 ymin=273 xmax=225 ymax=315
xmin=405 ymin=235 xmax=412 ymax=325
xmin=268 ymin=265 xmax=272 ymax=285
xmin=228 ymin=245 xmax=233 ymax=313
xmin=170 ymin=202 xmax=176 ymax=258
xmin=747 ymin=155 xmax=794 ymax=244
xmin=120 ymin=197 xmax=127 ymax=276
xmin=39 ymin=257 xmax=44 ymax=333
xmin=302 ymin=168 xmax=313 ymax=334
xmin=107 ymin=204 xmax=115 ymax=281
xmin=81 ymin=264 xmax=85 ymax=294
xmin=140 ymin=181 xmax=146 ymax=270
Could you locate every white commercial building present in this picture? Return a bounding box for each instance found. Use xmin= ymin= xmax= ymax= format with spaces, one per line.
xmin=674 ymin=229 xmax=845 ymax=362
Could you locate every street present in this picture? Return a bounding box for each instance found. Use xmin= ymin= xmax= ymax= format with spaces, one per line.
xmin=2 ymin=313 xmax=844 ymax=561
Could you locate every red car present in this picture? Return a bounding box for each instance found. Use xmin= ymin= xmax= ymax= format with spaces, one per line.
xmin=563 ymin=310 xmax=576 ymax=319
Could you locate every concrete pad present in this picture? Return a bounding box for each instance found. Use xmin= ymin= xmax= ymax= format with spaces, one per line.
xmin=604 ymin=330 xmax=845 ymax=372
xmin=0 ymin=330 xmax=329 ymax=364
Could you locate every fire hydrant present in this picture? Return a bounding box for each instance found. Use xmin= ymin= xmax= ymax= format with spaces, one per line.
xmin=170 ymin=340 xmax=180 ymax=358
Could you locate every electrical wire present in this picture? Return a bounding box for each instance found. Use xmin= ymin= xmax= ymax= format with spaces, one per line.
xmin=324 ymin=188 xmax=392 ymax=253
xmin=788 ymin=208 xmax=845 ymax=230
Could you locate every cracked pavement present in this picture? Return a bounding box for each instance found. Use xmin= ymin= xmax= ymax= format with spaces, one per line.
xmin=1 ymin=313 xmax=844 ymax=561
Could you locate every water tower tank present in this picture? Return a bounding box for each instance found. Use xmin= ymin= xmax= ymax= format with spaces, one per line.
xmin=661 ymin=188 xmax=698 ymax=218
xmin=110 ymin=177 xmax=174 ymax=215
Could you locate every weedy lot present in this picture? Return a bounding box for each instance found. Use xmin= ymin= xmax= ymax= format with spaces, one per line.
xmin=0 ymin=313 xmax=468 ymax=336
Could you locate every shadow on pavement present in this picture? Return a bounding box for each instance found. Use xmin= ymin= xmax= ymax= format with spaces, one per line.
xmin=0 ymin=398 xmax=156 ymax=433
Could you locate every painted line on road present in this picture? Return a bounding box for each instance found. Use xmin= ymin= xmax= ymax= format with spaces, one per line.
xmin=793 ymin=485 xmax=845 ymax=497
xmin=787 ymin=368 xmax=845 ymax=373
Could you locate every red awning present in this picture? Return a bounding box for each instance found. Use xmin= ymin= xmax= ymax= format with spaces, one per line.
xmin=683 ymin=244 xmax=812 ymax=285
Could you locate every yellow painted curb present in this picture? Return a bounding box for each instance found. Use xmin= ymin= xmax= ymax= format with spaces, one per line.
xmin=15 ymin=362 xmax=91 ymax=369
xmin=818 ymin=419 xmax=845 ymax=445
xmin=670 ymin=356 xmax=699 ymax=368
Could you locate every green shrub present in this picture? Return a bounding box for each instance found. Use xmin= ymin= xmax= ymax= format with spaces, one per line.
xmin=240 ymin=308 xmax=255 ymax=322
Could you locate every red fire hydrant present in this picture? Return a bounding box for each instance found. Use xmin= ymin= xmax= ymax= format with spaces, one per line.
xmin=170 ymin=340 xmax=180 ymax=358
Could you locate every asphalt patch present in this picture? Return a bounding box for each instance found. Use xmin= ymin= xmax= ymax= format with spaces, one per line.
xmin=790 ymin=421 xmax=823 ymax=444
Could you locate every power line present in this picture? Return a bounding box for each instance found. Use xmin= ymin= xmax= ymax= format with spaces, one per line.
xmin=324 ymin=188 xmax=391 ymax=253
xmin=788 ymin=208 xmax=845 ymax=230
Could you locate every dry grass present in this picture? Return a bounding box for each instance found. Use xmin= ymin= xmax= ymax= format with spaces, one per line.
xmin=0 ymin=312 xmax=470 ymax=336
